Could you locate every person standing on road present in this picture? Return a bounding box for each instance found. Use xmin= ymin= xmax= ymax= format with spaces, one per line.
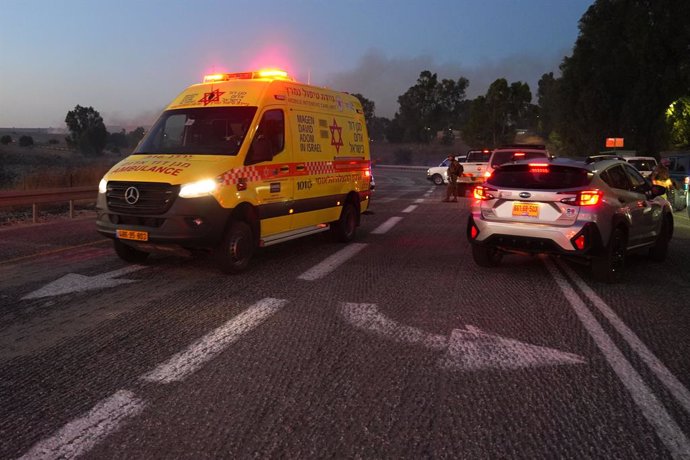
xmin=442 ymin=155 xmax=463 ymax=202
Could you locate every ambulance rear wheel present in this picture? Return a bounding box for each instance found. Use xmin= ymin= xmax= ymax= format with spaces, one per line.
xmin=218 ymin=221 xmax=254 ymax=273
xmin=113 ymin=240 xmax=149 ymax=264
xmin=331 ymin=202 xmax=357 ymax=242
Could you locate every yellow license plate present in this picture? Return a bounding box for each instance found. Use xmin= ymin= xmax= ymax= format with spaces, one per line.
xmin=117 ymin=229 xmax=149 ymax=241
xmin=512 ymin=202 xmax=539 ymax=217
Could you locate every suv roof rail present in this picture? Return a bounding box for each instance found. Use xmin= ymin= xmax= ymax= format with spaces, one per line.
xmin=497 ymin=144 xmax=546 ymax=150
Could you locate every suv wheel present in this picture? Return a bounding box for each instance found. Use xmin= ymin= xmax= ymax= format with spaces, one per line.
xmin=472 ymin=244 xmax=502 ymax=267
xmin=649 ymin=214 xmax=672 ymax=262
xmin=591 ymin=227 xmax=626 ymax=283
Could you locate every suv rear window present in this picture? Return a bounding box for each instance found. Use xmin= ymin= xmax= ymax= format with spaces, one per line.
xmin=490 ymin=150 xmax=549 ymax=167
xmin=487 ymin=164 xmax=592 ymax=189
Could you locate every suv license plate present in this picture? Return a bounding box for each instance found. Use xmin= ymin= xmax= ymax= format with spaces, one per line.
xmin=116 ymin=229 xmax=149 ymax=241
xmin=512 ymin=202 xmax=539 ymax=217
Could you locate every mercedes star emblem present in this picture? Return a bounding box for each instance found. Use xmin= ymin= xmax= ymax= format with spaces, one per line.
xmin=124 ymin=186 xmax=140 ymax=205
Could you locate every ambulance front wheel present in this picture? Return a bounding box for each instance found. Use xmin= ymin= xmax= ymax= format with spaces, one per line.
xmin=113 ymin=239 xmax=149 ymax=264
xmin=218 ymin=221 xmax=254 ymax=273
xmin=331 ymin=202 xmax=357 ymax=243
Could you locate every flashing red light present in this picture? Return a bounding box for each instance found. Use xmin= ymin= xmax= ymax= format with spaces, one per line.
xmin=364 ymin=169 xmax=371 ymax=178
xmin=470 ymin=225 xmax=479 ymax=239
xmin=513 ymin=152 xmax=525 ymax=157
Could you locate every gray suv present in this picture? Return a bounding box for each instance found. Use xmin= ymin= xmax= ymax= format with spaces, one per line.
xmin=467 ymin=158 xmax=673 ymax=282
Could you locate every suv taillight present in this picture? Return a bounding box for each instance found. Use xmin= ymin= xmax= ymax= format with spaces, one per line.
xmin=473 ymin=185 xmax=496 ymax=200
xmin=560 ymin=190 xmax=602 ymax=206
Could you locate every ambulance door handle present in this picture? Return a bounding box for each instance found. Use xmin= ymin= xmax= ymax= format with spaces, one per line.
xmin=280 ymin=166 xmax=290 ymax=173
xmin=296 ymin=164 xmax=306 ymax=171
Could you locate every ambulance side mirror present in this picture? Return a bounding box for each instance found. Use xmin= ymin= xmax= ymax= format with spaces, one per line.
xmin=246 ymin=135 xmax=274 ymax=165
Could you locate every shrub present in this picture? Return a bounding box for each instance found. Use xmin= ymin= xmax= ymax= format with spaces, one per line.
xmin=0 ymin=135 xmax=12 ymax=145
xmin=19 ymin=136 xmax=34 ymax=147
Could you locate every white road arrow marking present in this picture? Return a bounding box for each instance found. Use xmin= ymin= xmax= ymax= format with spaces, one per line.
xmin=21 ymin=266 xmax=146 ymax=300
xmin=340 ymin=303 xmax=586 ymax=372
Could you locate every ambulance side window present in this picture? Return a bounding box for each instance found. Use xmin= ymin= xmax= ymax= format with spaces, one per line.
xmin=246 ymin=109 xmax=284 ymax=165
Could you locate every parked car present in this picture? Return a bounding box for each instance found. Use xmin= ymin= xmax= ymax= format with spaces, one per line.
xmin=484 ymin=144 xmax=552 ymax=179
xmin=624 ymin=156 xmax=657 ymax=178
xmin=467 ymin=157 xmax=673 ymax=283
xmin=662 ymin=153 xmax=690 ymax=216
xmin=426 ymin=154 xmax=466 ymax=185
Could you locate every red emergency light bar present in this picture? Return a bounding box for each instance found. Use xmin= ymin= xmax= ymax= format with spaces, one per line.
xmin=203 ymin=69 xmax=293 ymax=83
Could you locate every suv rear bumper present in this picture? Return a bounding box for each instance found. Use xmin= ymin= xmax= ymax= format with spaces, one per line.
xmin=467 ymin=215 xmax=602 ymax=257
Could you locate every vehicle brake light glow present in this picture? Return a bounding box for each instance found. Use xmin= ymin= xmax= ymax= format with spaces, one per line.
xmin=513 ymin=152 xmax=525 ymax=157
xmin=560 ymin=190 xmax=602 ymax=206
xmin=574 ymin=235 xmax=586 ymax=250
xmin=473 ymin=185 xmax=496 ymax=200
xmin=529 ymin=163 xmax=549 ymax=174
xmin=470 ymin=225 xmax=479 ymax=239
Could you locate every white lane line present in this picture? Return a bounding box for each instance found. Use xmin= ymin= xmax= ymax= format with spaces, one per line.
xmin=414 ymin=198 xmax=425 ymax=203
xmin=557 ymin=260 xmax=690 ymax=415
xmin=544 ymin=258 xmax=690 ymax=458
xmin=20 ymin=390 xmax=145 ymax=460
xmin=140 ymin=298 xmax=287 ymax=384
xmin=371 ymin=216 xmax=404 ymax=235
xmin=402 ymin=205 xmax=418 ymax=213
xmin=297 ymin=243 xmax=367 ymax=281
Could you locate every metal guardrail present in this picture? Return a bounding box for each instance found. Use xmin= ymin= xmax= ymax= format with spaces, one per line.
xmin=0 ymin=186 xmax=98 ymax=223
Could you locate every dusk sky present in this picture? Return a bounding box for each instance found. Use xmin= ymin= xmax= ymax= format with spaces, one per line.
xmin=0 ymin=0 xmax=593 ymax=129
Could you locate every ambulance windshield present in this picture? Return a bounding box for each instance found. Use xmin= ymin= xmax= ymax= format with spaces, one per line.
xmin=134 ymin=107 xmax=257 ymax=155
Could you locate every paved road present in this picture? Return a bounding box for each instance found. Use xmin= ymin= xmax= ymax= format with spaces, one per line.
xmin=1 ymin=168 xmax=689 ymax=458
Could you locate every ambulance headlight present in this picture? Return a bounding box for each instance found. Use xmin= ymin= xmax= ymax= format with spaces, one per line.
xmin=179 ymin=179 xmax=218 ymax=198
xmin=98 ymin=178 xmax=107 ymax=194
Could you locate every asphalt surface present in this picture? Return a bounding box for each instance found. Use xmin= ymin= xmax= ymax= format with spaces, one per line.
xmin=1 ymin=167 xmax=689 ymax=459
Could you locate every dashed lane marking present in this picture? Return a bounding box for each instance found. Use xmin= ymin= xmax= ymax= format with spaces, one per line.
xmin=297 ymin=243 xmax=367 ymax=281
xmin=370 ymin=217 xmax=403 ymax=235
xmin=140 ymin=297 xmax=287 ymax=384
xmin=19 ymin=390 xmax=145 ymax=460
xmin=402 ymin=205 xmax=418 ymax=213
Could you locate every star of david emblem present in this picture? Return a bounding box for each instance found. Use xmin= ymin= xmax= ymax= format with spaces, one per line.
xmin=199 ymin=89 xmax=225 ymax=106
xmin=329 ymin=119 xmax=343 ymax=153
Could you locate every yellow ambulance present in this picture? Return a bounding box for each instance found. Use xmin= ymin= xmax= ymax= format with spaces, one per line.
xmin=96 ymin=69 xmax=372 ymax=272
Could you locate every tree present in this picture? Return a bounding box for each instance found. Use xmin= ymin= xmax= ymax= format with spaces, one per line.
xmin=108 ymin=129 xmax=129 ymax=150
xmin=65 ymin=105 xmax=108 ymax=156
xmin=667 ymin=96 xmax=690 ymax=148
xmin=351 ymin=93 xmax=379 ymax=141
xmin=127 ymin=127 xmax=146 ymax=147
xmin=18 ymin=135 xmax=33 ymax=147
xmin=0 ymin=135 xmax=11 ymax=145
xmin=536 ymin=72 xmax=560 ymax=138
xmin=462 ymin=96 xmax=492 ymax=147
xmin=556 ymin=0 xmax=690 ymax=155
xmin=395 ymin=70 xmax=469 ymax=143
